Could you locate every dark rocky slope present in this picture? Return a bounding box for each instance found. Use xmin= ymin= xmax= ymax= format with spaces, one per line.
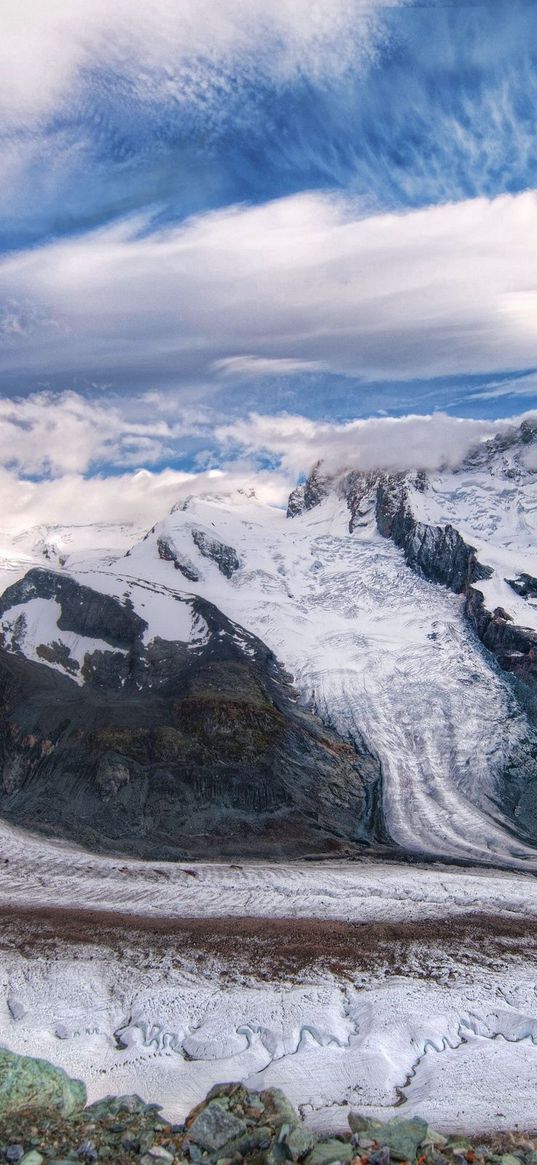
xmin=0 ymin=569 xmax=381 ymax=859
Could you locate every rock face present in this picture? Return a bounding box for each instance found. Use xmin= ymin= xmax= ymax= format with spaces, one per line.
xmin=507 ymin=573 xmax=537 ymax=599
xmin=157 ymin=536 xmax=200 ymax=583
xmin=0 ymin=569 xmax=146 ymax=650
xmin=191 ymin=530 xmax=240 ymax=578
xmin=340 ymin=471 xmax=491 ymax=592
xmin=0 ymin=1048 xmax=86 ymax=1116
xmin=465 ymin=587 xmax=537 ymax=689
xmin=286 ymin=484 xmax=306 ymax=519
xmin=374 ymin=479 xmax=492 ymax=593
xmin=286 ymin=465 xmax=328 ymax=518
xmin=0 ymin=569 xmax=381 ymax=859
xmin=325 ymin=467 xmax=537 ymax=697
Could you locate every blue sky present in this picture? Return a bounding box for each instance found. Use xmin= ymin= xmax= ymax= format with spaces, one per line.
xmin=1 ymin=0 xmax=537 ymax=527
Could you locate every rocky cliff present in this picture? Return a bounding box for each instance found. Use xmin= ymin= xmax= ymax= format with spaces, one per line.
xmin=292 ymin=461 xmax=537 ymax=698
xmin=0 ymin=568 xmax=382 ymax=859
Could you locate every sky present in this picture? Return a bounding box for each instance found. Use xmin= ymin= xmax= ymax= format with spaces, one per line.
xmin=1 ymin=0 xmax=537 ymax=530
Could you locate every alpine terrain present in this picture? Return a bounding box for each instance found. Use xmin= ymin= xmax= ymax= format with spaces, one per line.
xmin=2 ymin=417 xmax=537 ymax=869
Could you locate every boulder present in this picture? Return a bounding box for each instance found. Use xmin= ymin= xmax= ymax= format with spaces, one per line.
xmin=0 ymin=1048 xmax=86 ymax=1116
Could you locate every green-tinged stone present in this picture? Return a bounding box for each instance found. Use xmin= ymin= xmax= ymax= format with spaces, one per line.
xmin=305 ymin=1138 xmax=353 ymax=1165
xmin=348 ymin=1113 xmax=383 ymax=1135
xmin=266 ymin=1141 xmax=289 ymax=1165
xmin=188 ymin=1099 xmax=247 ymax=1150
xmin=500 ymin=1156 xmax=522 ymax=1165
xmin=21 ymin=1154 xmax=44 ymax=1165
xmin=84 ymin=1093 xmax=155 ymax=1119
xmin=0 ymin=1048 xmax=86 ymax=1116
xmin=370 ymin=1117 xmax=429 ymax=1161
xmin=223 ymin=1124 xmax=273 ymax=1157
xmin=423 ymin=1129 xmax=449 ymax=1148
xmin=286 ymin=1126 xmax=317 ymax=1161
xmin=261 ymin=1088 xmax=301 ymax=1130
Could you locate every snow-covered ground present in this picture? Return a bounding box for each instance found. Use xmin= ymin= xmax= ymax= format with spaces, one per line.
xmin=0 ymin=823 xmax=537 ymax=1135
xmin=3 ymin=484 xmax=537 ymax=867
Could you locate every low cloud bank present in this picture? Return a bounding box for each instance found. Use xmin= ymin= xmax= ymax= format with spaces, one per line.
xmin=0 ymin=392 xmax=535 ymax=540
xmin=216 ymin=410 xmax=531 ymax=476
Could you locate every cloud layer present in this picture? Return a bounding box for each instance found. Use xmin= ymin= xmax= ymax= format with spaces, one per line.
xmin=0 ymin=0 xmax=388 ymax=128
xmin=0 ymin=389 xmax=534 ymax=540
xmin=1 ymin=190 xmax=537 ymax=397
xmin=4 ymin=1 xmax=537 ymax=252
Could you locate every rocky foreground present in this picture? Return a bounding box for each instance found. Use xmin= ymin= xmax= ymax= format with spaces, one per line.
xmin=0 ymin=1050 xmax=535 ymax=1165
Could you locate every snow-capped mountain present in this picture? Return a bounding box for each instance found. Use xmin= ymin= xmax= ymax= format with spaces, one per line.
xmin=3 ymin=419 xmax=537 ymax=868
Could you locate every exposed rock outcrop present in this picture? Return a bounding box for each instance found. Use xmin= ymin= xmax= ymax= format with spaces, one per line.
xmin=191 ymin=530 xmax=240 ymax=578
xmin=286 ymin=484 xmax=306 ymax=518
xmin=0 ymin=570 xmax=382 ymax=859
xmin=507 ymin=573 xmax=537 ymax=599
xmin=465 ymin=587 xmax=537 ymax=688
xmin=157 ymin=536 xmax=200 ymax=582
xmin=297 ymin=466 xmax=537 ymax=698
xmin=0 ymin=569 xmax=146 ymax=649
xmin=0 ymin=1047 xmax=86 ymax=1116
xmin=286 ymin=464 xmax=328 ymax=518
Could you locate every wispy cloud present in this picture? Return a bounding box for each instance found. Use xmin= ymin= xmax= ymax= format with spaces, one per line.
xmin=0 ymin=0 xmax=391 ymax=128
xmin=4 ymin=2 xmax=537 ymax=253
xmin=1 ymin=190 xmax=537 ymax=395
xmin=212 ymin=356 xmax=326 ymax=379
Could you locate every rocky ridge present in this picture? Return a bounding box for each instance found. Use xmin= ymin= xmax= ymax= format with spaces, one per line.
xmin=0 ymin=568 xmax=381 ymax=859
xmin=0 ymin=1054 xmax=534 ymax=1165
xmin=288 ymin=425 xmax=537 ymax=694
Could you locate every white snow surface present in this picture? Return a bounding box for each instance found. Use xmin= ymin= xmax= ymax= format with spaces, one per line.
xmin=82 ymin=487 xmax=537 ymax=870
xmin=0 ymin=596 xmax=129 ymax=683
xmin=0 ymin=830 xmax=537 ymax=1134
xmin=5 ymin=940 xmax=537 ymax=1136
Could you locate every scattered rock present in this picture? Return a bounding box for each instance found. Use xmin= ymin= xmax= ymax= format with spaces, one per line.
xmin=0 ymin=1065 xmax=534 ymax=1165
xmin=4 ymin=1148 xmax=24 ymax=1164
xmin=140 ymin=1148 xmax=174 ymax=1164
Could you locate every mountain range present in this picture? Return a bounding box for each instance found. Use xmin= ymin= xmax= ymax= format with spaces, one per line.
xmin=2 ymin=418 xmax=537 ymax=867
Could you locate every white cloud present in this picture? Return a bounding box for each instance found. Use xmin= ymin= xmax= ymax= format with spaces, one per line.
xmin=216 ymin=410 xmax=536 ymax=475
xmin=0 ymin=391 xmax=206 ymax=476
xmin=0 ymin=390 xmax=535 ymax=542
xmin=0 ymin=463 xmax=291 ymax=542
xmin=212 ymin=356 xmax=326 ymax=378
xmin=0 ymin=1 xmax=392 ymax=128
xmin=2 ymin=190 xmax=537 ymax=387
